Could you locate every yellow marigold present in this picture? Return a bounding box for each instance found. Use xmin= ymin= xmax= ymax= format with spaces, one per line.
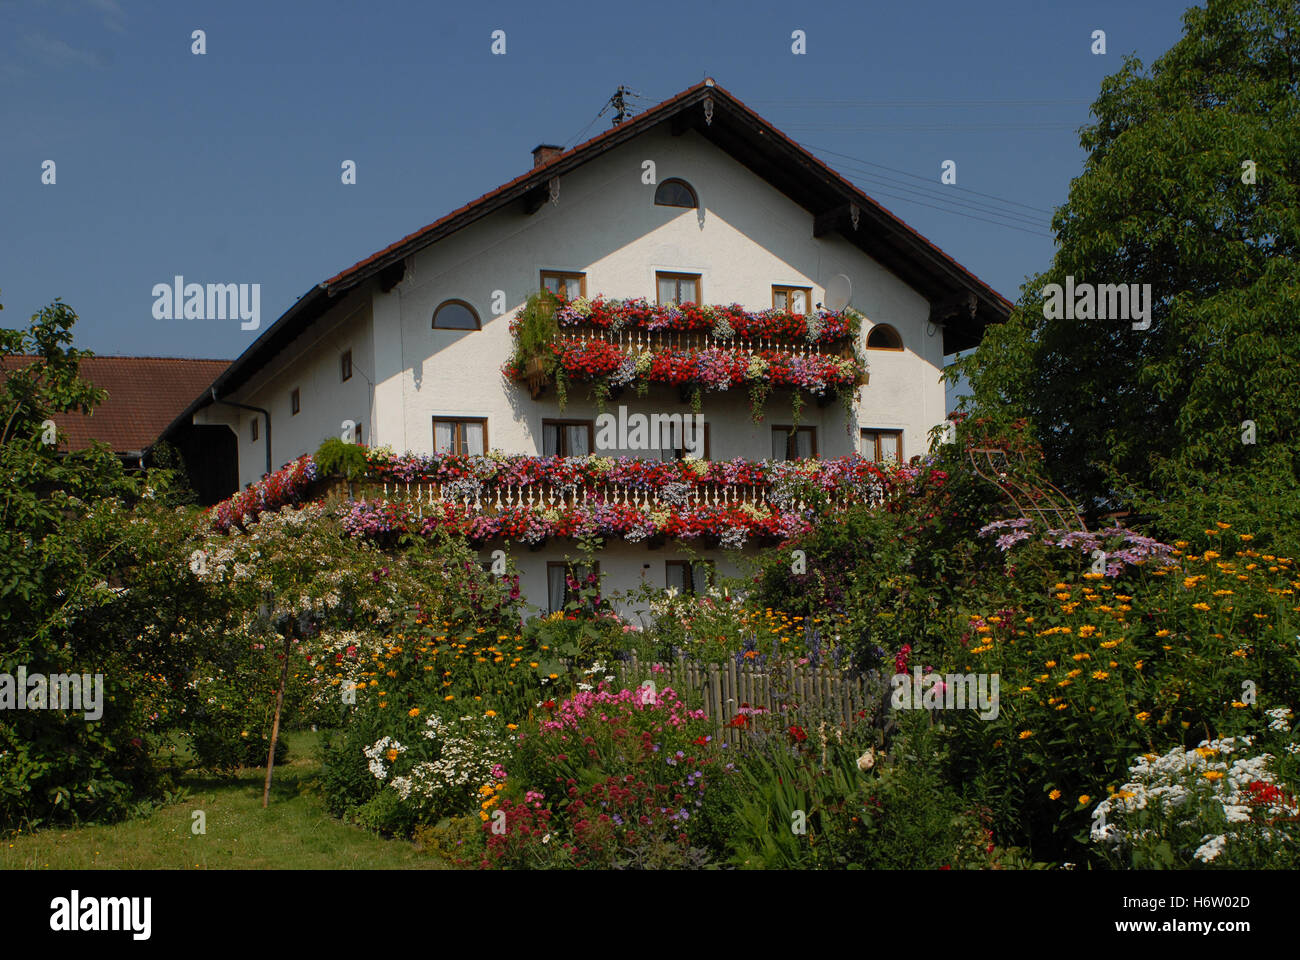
xmin=444 ymin=695 xmax=455 ymax=701
xmin=1056 ymin=702 xmax=1069 ymax=710
xmin=1092 ymin=671 xmax=1110 ymax=680
xmin=1192 ymin=603 xmax=1211 ymax=612
xmin=1072 ymin=652 xmax=1091 ymax=661
xmin=1203 ymin=770 xmax=1225 ymax=781
xmin=1100 ymin=640 xmax=1119 ymax=649
xmin=408 ymin=707 xmax=420 ymax=718
xmin=1078 ymin=795 xmax=1091 ymax=805
xmin=386 ymin=748 xmax=400 ymax=762
xmin=1049 ymin=789 xmax=1062 ymax=800
xmin=1231 ymin=649 xmax=1247 ymax=658
xmin=1231 ymin=701 xmax=1247 ymax=708
xmin=1213 ymin=589 xmax=1234 ymax=597
xmin=1135 ymin=711 xmax=1151 ymax=721
xmin=506 ymin=723 xmax=518 ymax=730
xmin=529 ymin=662 xmax=539 ymax=668
xmin=1018 ymin=730 xmax=1034 ymax=740
xmin=1239 ymin=533 xmax=1254 ymax=541
xmin=1045 ymin=660 xmax=1057 ymax=668
xmin=1203 ymin=551 xmax=1220 ymax=560
xmin=1067 ymin=669 xmax=1083 ymax=678
xmin=1155 ymin=629 xmax=1171 ymax=638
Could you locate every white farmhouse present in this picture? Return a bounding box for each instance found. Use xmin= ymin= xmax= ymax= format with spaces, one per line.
xmin=163 ymin=80 xmax=1009 ymax=615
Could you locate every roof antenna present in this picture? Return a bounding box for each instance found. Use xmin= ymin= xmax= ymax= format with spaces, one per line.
xmin=601 ymin=85 xmax=640 ymax=126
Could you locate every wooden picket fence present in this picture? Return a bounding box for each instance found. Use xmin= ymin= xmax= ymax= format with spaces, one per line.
xmin=611 ymin=653 xmax=889 ymax=748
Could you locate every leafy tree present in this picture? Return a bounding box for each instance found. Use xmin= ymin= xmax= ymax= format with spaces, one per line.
xmin=952 ymin=0 xmax=1300 ymax=539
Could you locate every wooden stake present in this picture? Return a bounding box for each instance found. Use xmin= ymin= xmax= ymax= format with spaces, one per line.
xmin=262 ymin=622 xmax=294 ymax=808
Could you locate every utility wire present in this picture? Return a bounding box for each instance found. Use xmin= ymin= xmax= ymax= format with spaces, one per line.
xmin=801 ymin=141 xmax=1057 ymax=215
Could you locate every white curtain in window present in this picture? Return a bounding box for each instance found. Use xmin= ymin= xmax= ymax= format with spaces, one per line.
xmin=680 ymin=278 xmax=697 ymax=303
xmin=657 ymin=276 xmax=677 ymax=304
xmin=790 ymin=289 xmax=807 ymax=313
xmin=690 ymin=563 xmax=711 ymax=595
xmin=542 ymin=424 xmax=560 ymax=457
xmin=564 ymin=277 xmax=582 ymax=299
xmin=547 ymin=566 xmax=567 ymax=613
xmin=772 ymin=431 xmax=788 ymax=460
xmin=463 ymin=422 xmax=485 ymax=455
xmin=435 ymin=421 xmax=455 ymax=453
xmin=794 ymin=430 xmax=813 ymax=459
xmin=565 ymin=424 xmax=589 ymax=456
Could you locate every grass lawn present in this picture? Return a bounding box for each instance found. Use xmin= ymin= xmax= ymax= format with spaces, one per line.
xmin=0 ymin=730 xmax=449 ymax=870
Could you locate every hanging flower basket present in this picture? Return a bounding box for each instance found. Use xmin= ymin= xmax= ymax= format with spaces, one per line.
xmin=525 ymin=355 xmax=548 ymax=399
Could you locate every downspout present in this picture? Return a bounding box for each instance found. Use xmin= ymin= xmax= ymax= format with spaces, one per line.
xmin=210 ymin=387 xmax=273 ymax=478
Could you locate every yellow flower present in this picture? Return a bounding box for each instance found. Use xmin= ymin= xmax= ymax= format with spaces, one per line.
xmin=1078 ymin=795 xmax=1091 ymax=806
xmin=444 ymin=695 xmax=455 ymax=701
xmin=1091 ymin=670 xmax=1110 ymax=680
xmin=548 ymin=673 xmax=559 ymax=680
xmin=1155 ymin=629 xmax=1171 ymax=638
xmin=485 ymin=709 xmax=497 ymax=717
xmin=1203 ymin=770 xmax=1225 ymax=781
xmin=1045 ymin=660 xmax=1057 ymax=668
xmin=408 ymin=707 xmax=420 ymax=718
xmin=1018 ymin=730 xmax=1034 ymax=740
xmin=1049 ymin=789 xmax=1062 ymax=800
xmin=1231 ymin=701 xmax=1247 ymax=708
xmin=1192 ymin=602 xmax=1211 ymax=612
xmin=385 ymin=748 xmax=399 ymax=762
xmin=1135 ymin=711 xmax=1150 ymax=721
xmin=1239 ymin=533 xmax=1254 ymax=541
xmin=506 ymin=723 xmax=518 ymax=730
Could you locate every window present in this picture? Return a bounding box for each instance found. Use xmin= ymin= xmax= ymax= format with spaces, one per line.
xmin=773 ymin=286 xmax=812 ymax=314
xmin=866 ymin=324 xmax=903 ymax=350
xmin=656 ymin=272 xmax=701 ymax=306
xmin=666 ymin=560 xmax=714 ymax=595
xmin=353 ymin=422 xmax=364 ymax=445
xmin=658 ymin=422 xmax=710 ymax=461
xmin=340 ymin=349 xmax=353 ymax=381
xmin=542 ymin=419 xmax=593 ymax=457
xmin=547 ymin=561 xmax=600 ymax=614
xmin=540 ymin=271 xmax=586 ymax=301
xmin=290 ymin=388 xmax=300 ymax=416
xmin=432 ymin=299 xmax=481 ymax=330
xmin=654 ymin=178 xmax=697 ymax=209
xmin=433 ymin=417 xmax=487 ymax=455
xmin=250 ymin=417 xmax=259 ymax=442
xmin=771 ymin=426 xmax=817 ymax=461
xmin=860 ymin=429 xmax=902 ymax=463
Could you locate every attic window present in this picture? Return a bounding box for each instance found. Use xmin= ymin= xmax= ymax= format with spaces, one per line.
xmin=866 ymin=324 xmax=903 ymax=350
xmin=654 ymin=178 xmax=697 ymax=209
xmin=433 ymin=299 xmax=480 ymax=330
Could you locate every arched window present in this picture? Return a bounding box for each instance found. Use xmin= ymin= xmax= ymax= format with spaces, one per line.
xmin=654 ymin=178 xmax=698 ymax=209
xmin=432 ymin=299 xmax=480 ymax=330
xmin=866 ymin=324 xmax=903 ymax=350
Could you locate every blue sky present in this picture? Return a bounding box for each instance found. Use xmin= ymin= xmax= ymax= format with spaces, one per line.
xmin=1 ymin=0 xmax=1195 ymax=363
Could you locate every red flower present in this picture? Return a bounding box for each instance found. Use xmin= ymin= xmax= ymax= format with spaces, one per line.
xmin=788 ymin=724 xmax=808 ymax=743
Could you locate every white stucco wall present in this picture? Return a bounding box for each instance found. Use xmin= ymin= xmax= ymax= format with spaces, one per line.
xmin=359 ymin=125 xmax=944 ymax=462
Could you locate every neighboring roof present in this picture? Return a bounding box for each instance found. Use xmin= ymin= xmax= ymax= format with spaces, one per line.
xmin=1 ymin=355 xmax=230 ymax=455
xmin=162 ymin=79 xmax=1013 ymax=444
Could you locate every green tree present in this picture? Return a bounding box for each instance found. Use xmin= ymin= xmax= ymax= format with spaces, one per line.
xmin=952 ymin=0 xmax=1300 ymax=538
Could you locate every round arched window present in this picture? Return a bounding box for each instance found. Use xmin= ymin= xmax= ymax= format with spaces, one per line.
xmin=432 ymin=299 xmax=480 ymax=330
xmin=654 ymin=178 xmax=698 ymax=209
xmin=866 ymin=324 xmax=903 ymax=350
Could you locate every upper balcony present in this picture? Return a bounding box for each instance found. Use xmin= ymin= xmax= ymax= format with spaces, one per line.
xmin=501 ymin=295 xmax=869 ymax=416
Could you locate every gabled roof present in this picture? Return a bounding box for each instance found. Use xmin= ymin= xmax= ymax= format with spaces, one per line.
xmin=2 ymin=355 xmax=230 ymax=456
xmin=162 ymin=79 xmax=1012 ymax=443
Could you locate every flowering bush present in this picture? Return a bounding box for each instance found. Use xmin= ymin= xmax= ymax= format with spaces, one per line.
xmin=1089 ymin=728 xmax=1300 ymax=868
xmin=548 ymin=297 xmax=859 ymax=344
xmin=209 ymin=456 xmax=319 ymax=532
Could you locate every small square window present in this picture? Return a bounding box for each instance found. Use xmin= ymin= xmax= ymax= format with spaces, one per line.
xmin=860 ymin=429 xmax=902 ymax=463
xmin=341 ymin=350 xmax=352 ymax=382
xmin=656 ymin=272 xmax=700 ymax=306
xmin=542 ymin=419 xmax=594 ymax=457
xmin=772 ymin=426 xmax=816 ymax=460
xmin=433 ymin=417 xmax=488 ymax=455
xmin=290 ymin=388 xmax=300 ymax=416
xmin=773 ymin=286 xmax=812 ymax=314
xmin=540 ymin=271 xmax=586 ymax=301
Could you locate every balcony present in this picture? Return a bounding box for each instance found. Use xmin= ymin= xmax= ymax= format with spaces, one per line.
xmin=503 ymin=296 xmax=869 ymax=413
xmin=210 ymin=451 xmax=898 ymax=549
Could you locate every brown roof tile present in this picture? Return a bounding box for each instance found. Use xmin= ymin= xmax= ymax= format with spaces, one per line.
xmin=1 ymin=355 xmax=230 ymax=454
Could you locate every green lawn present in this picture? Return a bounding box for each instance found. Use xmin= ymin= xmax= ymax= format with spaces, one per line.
xmin=0 ymin=730 xmax=449 ymax=870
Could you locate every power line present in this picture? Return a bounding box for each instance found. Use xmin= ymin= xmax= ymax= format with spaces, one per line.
xmin=825 ymin=161 xmax=1051 ymax=228
xmin=801 ymin=141 xmax=1057 ymax=215
xmin=857 ymin=186 xmax=1056 ymax=239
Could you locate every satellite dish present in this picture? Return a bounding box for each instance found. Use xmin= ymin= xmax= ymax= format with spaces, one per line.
xmin=824 ymin=274 xmax=852 ymax=312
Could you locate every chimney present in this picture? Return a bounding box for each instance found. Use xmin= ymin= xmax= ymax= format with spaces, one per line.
xmin=532 ymin=144 xmax=563 ymax=168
